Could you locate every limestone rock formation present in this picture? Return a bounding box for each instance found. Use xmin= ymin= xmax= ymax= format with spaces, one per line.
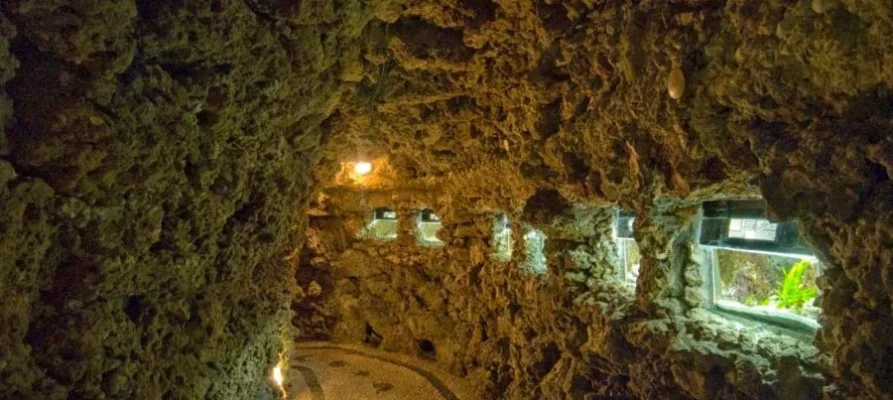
xmin=1 ymin=0 xmax=891 ymax=399
xmin=0 ymin=1 xmax=383 ymax=398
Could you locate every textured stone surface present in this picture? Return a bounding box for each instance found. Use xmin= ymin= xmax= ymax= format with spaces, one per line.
xmin=1 ymin=0 xmax=891 ymax=399
xmin=300 ymin=199 xmax=828 ymax=399
xmin=298 ymin=0 xmax=891 ymax=398
xmin=0 ymin=1 xmax=383 ymax=398
xmin=286 ymin=342 xmax=480 ymax=400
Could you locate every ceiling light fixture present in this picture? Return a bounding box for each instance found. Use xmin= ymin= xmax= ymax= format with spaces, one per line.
xmin=354 ymin=162 xmax=373 ymax=175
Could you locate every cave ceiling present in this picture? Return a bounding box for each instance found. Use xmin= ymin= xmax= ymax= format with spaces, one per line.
xmin=320 ymin=0 xmax=892 ymax=221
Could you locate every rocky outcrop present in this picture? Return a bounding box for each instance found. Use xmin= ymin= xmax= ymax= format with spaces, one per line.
xmin=1 ymin=0 xmax=891 ymax=399
xmin=0 ymin=1 xmax=385 ymax=398
xmin=305 ymin=0 xmax=891 ymax=398
xmin=298 ymin=195 xmax=828 ymax=399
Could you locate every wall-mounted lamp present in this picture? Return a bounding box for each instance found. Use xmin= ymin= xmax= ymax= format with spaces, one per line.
xmin=270 ymin=361 xmax=286 ymax=399
xmin=272 ymin=364 xmax=283 ymax=388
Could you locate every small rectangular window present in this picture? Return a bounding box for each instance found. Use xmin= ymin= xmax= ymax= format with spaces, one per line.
xmin=713 ymin=249 xmax=820 ymax=320
xmin=363 ymin=207 xmax=398 ymax=240
xmin=417 ymin=209 xmax=443 ymax=245
xmin=614 ymin=209 xmax=639 ymax=283
xmin=420 ymin=210 xmax=440 ymax=222
xmin=615 ymin=210 xmax=636 ymax=239
xmin=699 ymin=200 xmax=813 ymax=256
xmin=491 ymin=213 xmax=513 ymax=261
xmin=621 ymin=240 xmax=641 ymax=282
xmin=522 ymin=227 xmax=547 ymax=275
xmin=374 ymin=208 xmax=398 ymax=220
xmin=699 ymin=200 xmax=821 ymax=334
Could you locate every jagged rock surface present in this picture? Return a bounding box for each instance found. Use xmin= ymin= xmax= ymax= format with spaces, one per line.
xmin=0 ymin=1 xmax=385 ymax=398
xmin=1 ymin=0 xmax=891 ymax=399
xmin=302 ymin=0 xmax=892 ymax=399
xmin=299 ymin=194 xmax=829 ymax=399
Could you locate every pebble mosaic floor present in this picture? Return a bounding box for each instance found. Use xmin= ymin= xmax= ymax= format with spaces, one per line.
xmin=283 ymin=342 xmax=479 ymax=400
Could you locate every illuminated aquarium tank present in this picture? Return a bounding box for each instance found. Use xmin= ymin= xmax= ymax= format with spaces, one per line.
xmin=714 ymin=249 xmax=820 ymax=320
xmin=624 ymin=242 xmax=642 ymax=282
xmin=699 ymin=200 xmax=821 ymax=330
xmin=615 ymin=210 xmax=640 ymax=282
xmin=491 ymin=213 xmax=514 ymax=261
xmin=417 ymin=209 xmax=444 ymax=245
xmin=522 ymin=227 xmax=547 ymax=275
xmin=699 ymin=200 xmax=814 ymax=255
xmin=361 ymin=207 xmax=399 ymax=240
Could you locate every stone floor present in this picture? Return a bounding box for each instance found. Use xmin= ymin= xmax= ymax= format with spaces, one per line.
xmin=283 ymin=342 xmax=479 ymax=400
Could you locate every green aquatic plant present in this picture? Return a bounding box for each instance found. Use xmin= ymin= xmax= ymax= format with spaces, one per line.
xmin=773 ymin=260 xmax=818 ymax=310
xmin=743 ymin=293 xmax=771 ymax=307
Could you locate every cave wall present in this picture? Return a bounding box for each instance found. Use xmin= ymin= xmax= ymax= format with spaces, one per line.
xmin=0 ymin=0 xmax=891 ymax=399
xmin=298 ymin=194 xmax=830 ymax=399
xmin=303 ymin=0 xmax=892 ymax=398
xmin=0 ymin=1 xmax=388 ymax=398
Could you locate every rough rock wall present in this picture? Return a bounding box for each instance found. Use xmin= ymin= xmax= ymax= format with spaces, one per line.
xmin=0 ymin=1 xmax=386 ymax=398
xmin=0 ymin=0 xmax=890 ymax=399
xmin=306 ymin=0 xmax=892 ymax=398
xmin=298 ymin=194 xmax=828 ymax=399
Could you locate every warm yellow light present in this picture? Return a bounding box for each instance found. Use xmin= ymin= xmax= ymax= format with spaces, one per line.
xmin=272 ymin=365 xmax=283 ymax=388
xmin=354 ymin=161 xmax=373 ymax=175
xmin=270 ymin=352 xmax=288 ymax=399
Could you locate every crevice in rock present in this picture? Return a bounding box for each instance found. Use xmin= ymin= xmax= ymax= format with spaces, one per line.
xmin=418 ymin=339 xmax=436 ymax=359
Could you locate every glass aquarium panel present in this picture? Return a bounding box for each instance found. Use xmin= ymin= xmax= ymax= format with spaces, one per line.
xmin=417 ymin=222 xmax=443 ymax=245
xmin=418 ymin=222 xmax=442 ymax=243
xmin=727 ymin=218 xmax=778 ymax=241
xmin=699 ymin=200 xmax=813 ymax=256
xmin=615 ymin=210 xmax=636 ymax=239
xmin=714 ymin=249 xmax=820 ymax=320
xmin=365 ymin=220 xmax=398 ymax=240
xmin=420 ymin=209 xmax=440 ymax=222
xmin=622 ymin=239 xmax=641 ymax=282
xmin=492 ymin=214 xmax=513 ymax=261
xmin=522 ymin=228 xmax=547 ymax=274
xmin=374 ymin=208 xmax=397 ymax=220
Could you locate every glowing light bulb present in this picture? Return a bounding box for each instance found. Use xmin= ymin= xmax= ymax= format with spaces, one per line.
xmin=354 ymin=161 xmax=373 ymax=175
xmin=272 ymin=365 xmax=283 ymax=388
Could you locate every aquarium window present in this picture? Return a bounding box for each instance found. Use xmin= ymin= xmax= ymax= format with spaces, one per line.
xmin=614 ymin=209 xmax=635 ymax=239
xmin=522 ymin=227 xmax=547 ymax=275
xmin=417 ymin=209 xmax=443 ymax=246
xmin=619 ymin=239 xmax=641 ymax=283
xmin=699 ymin=200 xmax=821 ymax=334
xmin=699 ymin=200 xmax=813 ymax=256
xmin=614 ymin=209 xmax=639 ymax=282
xmin=362 ymin=207 xmax=398 ymax=240
xmin=727 ymin=218 xmax=778 ymax=241
xmin=491 ymin=213 xmax=514 ymax=261
xmin=374 ymin=208 xmax=398 ymax=220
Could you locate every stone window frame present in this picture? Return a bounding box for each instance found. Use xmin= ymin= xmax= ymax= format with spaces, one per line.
xmin=693 ymin=204 xmax=822 ymax=338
